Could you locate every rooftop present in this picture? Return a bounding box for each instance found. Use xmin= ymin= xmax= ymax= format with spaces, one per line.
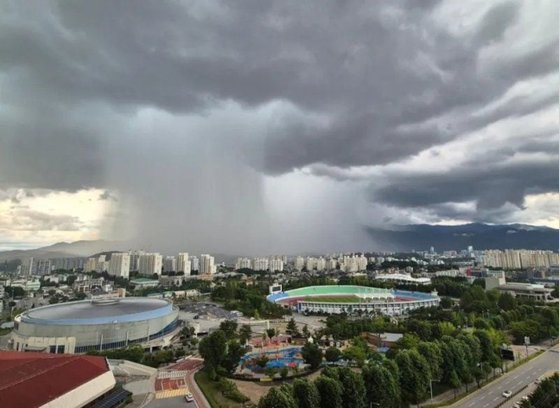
xmin=0 ymin=351 xmax=111 ymax=408
xmin=19 ymin=297 xmax=174 ymax=325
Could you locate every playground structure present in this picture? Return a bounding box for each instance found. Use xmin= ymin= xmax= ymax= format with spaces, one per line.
xmin=237 ymin=346 xmax=305 ymax=378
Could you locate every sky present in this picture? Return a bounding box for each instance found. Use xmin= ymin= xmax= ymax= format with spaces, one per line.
xmin=1 ymin=0 xmax=559 ymax=254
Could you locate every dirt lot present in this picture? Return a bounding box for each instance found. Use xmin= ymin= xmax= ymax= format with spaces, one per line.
xmin=232 ymin=369 xmax=323 ymax=404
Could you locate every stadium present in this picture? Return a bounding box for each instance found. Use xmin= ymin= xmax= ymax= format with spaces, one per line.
xmin=11 ymin=297 xmax=179 ymax=354
xmin=267 ymin=285 xmax=440 ymax=316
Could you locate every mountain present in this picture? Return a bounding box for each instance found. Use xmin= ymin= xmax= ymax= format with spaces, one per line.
xmin=367 ymin=223 xmax=559 ymax=252
xmin=0 ymin=240 xmax=126 ymax=261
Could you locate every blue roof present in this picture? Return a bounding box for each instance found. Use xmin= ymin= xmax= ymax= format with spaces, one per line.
xmin=20 ymin=298 xmax=175 ymax=326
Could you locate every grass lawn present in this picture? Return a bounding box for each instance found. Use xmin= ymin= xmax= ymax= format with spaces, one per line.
xmin=194 ymin=370 xmax=246 ymax=408
xmin=301 ymin=295 xmax=361 ymax=303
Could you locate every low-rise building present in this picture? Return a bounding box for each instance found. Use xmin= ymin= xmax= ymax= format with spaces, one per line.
xmin=497 ymin=282 xmax=555 ymax=303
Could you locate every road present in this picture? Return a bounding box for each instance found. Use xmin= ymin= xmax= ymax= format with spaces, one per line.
xmin=186 ymin=365 xmax=211 ymax=408
xmin=147 ymin=396 xmax=196 ymax=408
xmin=452 ymin=348 xmax=559 ymax=408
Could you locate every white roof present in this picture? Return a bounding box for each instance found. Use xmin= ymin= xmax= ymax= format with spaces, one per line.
xmin=375 ymin=273 xmax=431 ymax=284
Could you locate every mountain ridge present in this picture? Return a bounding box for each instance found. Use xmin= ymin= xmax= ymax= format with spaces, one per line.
xmin=367 ymin=223 xmax=559 ymax=252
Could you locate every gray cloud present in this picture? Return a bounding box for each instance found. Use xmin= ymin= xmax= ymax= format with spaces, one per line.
xmin=0 ymin=210 xmax=82 ymax=232
xmin=0 ymin=0 xmax=558 ymax=251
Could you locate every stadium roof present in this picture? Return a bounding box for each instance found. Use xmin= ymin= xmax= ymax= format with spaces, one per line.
xmin=19 ymin=297 xmax=174 ymax=325
xmin=0 ymin=351 xmax=110 ymax=408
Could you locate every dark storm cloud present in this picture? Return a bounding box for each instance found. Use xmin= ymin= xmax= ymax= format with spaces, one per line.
xmin=374 ymin=150 xmax=559 ymax=221
xmin=1 ymin=0 xmax=558 ymax=248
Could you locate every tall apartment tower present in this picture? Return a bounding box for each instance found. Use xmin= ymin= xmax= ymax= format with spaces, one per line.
xmin=108 ymin=253 xmax=131 ymax=279
xmin=20 ymin=258 xmax=34 ymax=276
xmin=200 ymin=254 xmax=216 ymax=275
xmin=177 ymin=253 xmax=191 ymax=275
xmin=163 ymin=256 xmax=177 ymax=273
xmin=138 ymin=253 xmax=163 ymax=276
xmin=190 ymin=256 xmax=199 ymax=272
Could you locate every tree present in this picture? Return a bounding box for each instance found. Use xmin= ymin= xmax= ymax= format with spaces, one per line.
xmin=222 ymin=341 xmax=246 ymax=374
xmin=417 ymin=341 xmax=443 ymax=380
xmin=266 ymin=328 xmax=276 ymax=339
xmin=338 ymin=367 xmax=366 ymax=408
xmin=286 ymin=318 xmax=300 ymax=337
xmin=362 ymin=363 xmax=400 ymax=408
xmin=219 ymin=320 xmax=238 ymax=339
xmin=280 ymin=366 xmax=289 ymax=379
xmin=239 ymin=324 xmax=252 ymax=344
xmin=292 ymin=379 xmax=320 ymax=408
xmin=265 ymin=366 xmax=278 ymax=379
xmin=396 ymin=349 xmax=430 ymax=405
xmin=302 ymin=324 xmax=310 ymax=338
xmin=325 ymin=346 xmax=342 ymax=362
xmin=258 ymin=386 xmax=297 ymax=408
xmin=498 ymin=292 xmax=517 ymax=311
xmin=342 ymin=345 xmax=366 ymax=367
xmin=315 ymin=376 xmax=343 ymax=408
xmin=199 ymin=330 xmax=227 ymax=371
xmin=301 ymin=342 xmax=323 ymax=369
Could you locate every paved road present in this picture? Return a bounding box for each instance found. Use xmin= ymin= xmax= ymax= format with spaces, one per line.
xmin=186 ymin=365 xmax=211 ymax=408
xmin=146 ymin=396 xmax=196 ymax=408
xmin=452 ymin=348 xmax=559 ymax=408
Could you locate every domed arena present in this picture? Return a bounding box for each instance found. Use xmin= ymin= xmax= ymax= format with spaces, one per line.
xmin=11 ymin=297 xmax=179 ymax=354
xmin=267 ymin=285 xmax=439 ymax=316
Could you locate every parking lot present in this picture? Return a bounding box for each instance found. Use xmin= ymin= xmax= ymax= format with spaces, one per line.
xmin=179 ymin=302 xmax=240 ymax=334
xmin=180 ymin=302 xmax=239 ymax=319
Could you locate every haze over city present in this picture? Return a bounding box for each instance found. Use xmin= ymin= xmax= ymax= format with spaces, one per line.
xmin=2 ymin=0 xmax=559 ymax=255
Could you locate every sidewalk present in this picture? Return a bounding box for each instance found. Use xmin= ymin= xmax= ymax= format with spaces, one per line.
xmin=186 ymin=366 xmax=211 ymax=408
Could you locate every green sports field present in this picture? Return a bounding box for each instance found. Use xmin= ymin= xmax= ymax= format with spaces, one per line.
xmin=300 ymin=295 xmax=361 ymax=303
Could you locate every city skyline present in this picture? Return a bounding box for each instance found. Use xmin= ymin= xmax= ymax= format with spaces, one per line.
xmin=2 ymin=1 xmax=559 ymax=254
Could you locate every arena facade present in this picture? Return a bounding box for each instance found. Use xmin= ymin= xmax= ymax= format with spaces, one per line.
xmin=11 ymin=298 xmax=179 ymax=354
xmin=267 ymin=285 xmax=440 ymax=316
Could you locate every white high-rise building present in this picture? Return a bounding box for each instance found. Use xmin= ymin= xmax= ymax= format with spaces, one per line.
xmin=253 ymin=257 xmax=269 ymax=271
xmin=200 ymin=254 xmax=216 ymax=275
xmin=34 ymin=259 xmax=52 ymax=275
xmin=20 ymin=258 xmax=34 ymax=276
xmin=84 ymin=257 xmax=97 ymax=272
xmin=269 ymin=257 xmax=284 ymax=272
xmin=235 ymin=257 xmax=252 ymax=270
xmin=129 ymin=250 xmax=145 ymax=272
xmin=139 ymin=253 xmax=163 ymax=276
xmin=326 ymin=258 xmax=338 ymax=270
xmin=316 ymin=257 xmax=326 ymax=272
xmin=305 ymin=257 xmax=317 ymax=271
xmin=190 ymin=256 xmax=199 ymax=272
xmin=96 ymin=255 xmax=108 ymax=273
xmin=108 ymin=253 xmax=130 ymax=278
xmin=163 ymin=256 xmax=177 ymax=273
xmin=341 ymin=255 xmax=358 ymax=273
xmin=294 ymin=256 xmax=305 ymax=272
xmin=357 ymin=255 xmax=368 ymax=271
xmin=177 ymin=253 xmax=191 ymax=275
